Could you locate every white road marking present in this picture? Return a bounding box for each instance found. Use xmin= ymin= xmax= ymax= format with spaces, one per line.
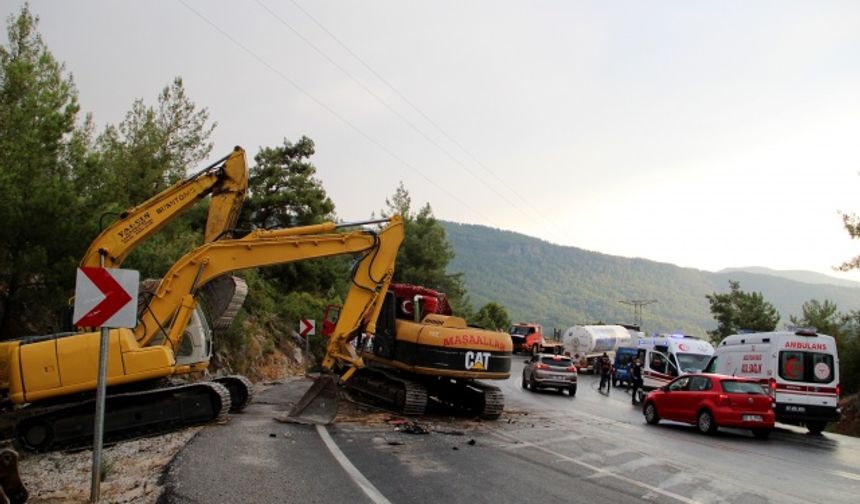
xmin=502 ymin=433 xmax=585 ymax=450
xmin=316 ymin=425 xmax=392 ymax=504
xmin=488 ymin=429 xmax=700 ymax=504
xmin=833 ymin=470 xmax=860 ymax=482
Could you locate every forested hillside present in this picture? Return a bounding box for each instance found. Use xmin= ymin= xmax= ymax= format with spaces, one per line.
xmin=442 ymin=222 xmax=860 ymax=336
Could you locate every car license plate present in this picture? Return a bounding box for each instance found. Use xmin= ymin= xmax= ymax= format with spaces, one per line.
xmin=786 ymin=405 xmax=806 ymax=413
xmin=742 ymin=414 xmax=763 ymax=422
xmin=552 ymin=374 xmax=567 ymax=379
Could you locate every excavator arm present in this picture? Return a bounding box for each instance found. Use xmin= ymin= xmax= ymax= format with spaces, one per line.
xmin=135 ymin=215 xmax=405 ymax=380
xmin=318 ymin=218 xmax=405 ymax=381
xmin=80 ymin=147 xmax=248 ymax=268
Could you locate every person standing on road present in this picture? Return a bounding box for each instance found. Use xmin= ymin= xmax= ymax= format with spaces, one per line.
xmin=598 ymin=352 xmax=612 ymax=393
xmin=630 ymin=358 xmax=643 ymax=404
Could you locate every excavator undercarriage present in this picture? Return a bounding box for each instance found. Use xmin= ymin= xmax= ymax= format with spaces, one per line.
xmin=8 ymin=379 xmax=230 ymax=452
xmin=0 ymin=278 xmax=254 ymax=452
xmin=343 ymin=367 xmax=505 ymax=420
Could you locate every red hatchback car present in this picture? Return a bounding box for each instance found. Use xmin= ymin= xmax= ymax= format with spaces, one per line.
xmin=642 ymin=373 xmax=775 ymax=439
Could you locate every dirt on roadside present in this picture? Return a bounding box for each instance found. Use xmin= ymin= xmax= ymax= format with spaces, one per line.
xmin=832 ymin=393 xmax=860 ymax=437
xmin=3 ymin=428 xmax=199 ymax=504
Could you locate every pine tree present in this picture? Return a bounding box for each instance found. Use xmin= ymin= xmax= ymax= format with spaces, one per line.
xmin=0 ymin=6 xmax=87 ymax=337
xmin=706 ymin=280 xmax=779 ymax=342
xmin=382 ymin=182 xmax=471 ymax=314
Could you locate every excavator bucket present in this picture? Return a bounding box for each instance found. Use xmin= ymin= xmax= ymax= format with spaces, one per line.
xmin=277 ymin=374 xmax=339 ymax=425
xmin=0 ymin=449 xmax=27 ymax=504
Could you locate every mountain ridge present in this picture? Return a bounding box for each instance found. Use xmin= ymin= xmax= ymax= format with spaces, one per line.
xmin=717 ymin=266 xmax=860 ymax=289
xmin=440 ymin=221 xmax=860 ymax=336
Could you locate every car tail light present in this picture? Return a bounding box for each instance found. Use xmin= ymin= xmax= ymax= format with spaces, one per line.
xmin=535 ymin=363 xmax=549 ymax=370
xmin=836 ymin=383 xmax=841 ymax=399
xmin=768 ymin=377 xmax=777 ymax=399
xmin=717 ymin=394 xmax=731 ymax=406
xmin=566 ymin=366 xmax=577 ymax=373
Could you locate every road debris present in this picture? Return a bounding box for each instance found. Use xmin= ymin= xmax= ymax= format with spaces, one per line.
xmin=392 ymin=421 xmax=429 ymax=435
xmin=432 ymin=429 xmax=465 ymax=436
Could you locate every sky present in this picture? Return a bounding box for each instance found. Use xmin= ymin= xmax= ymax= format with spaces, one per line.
xmin=8 ymin=0 xmax=860 ymax=280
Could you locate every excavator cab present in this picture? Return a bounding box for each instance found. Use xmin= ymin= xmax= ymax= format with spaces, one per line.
xmin=174 ymin=307 xmax=213 ymax=367
xmin=370 ymin=292 xmax=398 ymax=359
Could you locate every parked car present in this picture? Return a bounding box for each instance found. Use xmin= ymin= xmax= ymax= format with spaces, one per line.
xmin=642 ymin=373 xmax=775 ymax=438
xmin=522 ymin=353 xmax=578 ymax=396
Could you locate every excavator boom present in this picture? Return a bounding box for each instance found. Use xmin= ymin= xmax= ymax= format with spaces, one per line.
xmin=135 ymin=216 xmax=404 ymax=349
xmin=80 ymin=147 xmax=248 ymax=268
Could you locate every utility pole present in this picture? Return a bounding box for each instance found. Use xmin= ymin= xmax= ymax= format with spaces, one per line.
xmin=619 ymin=299 xmax=657 ymax=329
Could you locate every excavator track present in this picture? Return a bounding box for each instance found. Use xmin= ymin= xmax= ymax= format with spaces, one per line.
xmin=426 ymin=379 xmax=505 ymax=420
xmin=398 ymin=378 xmax=429 ymax=416
xmin=344 ymin=368 xmax=505 ymax=419
xmin=470 ymin=382 xmax=504 ymax=420
xmin=345 ymin=368 xmax=428 ymax=416
xmin=213 ymin=374 xmax=254 ymax=412
xmin=10 ymin=381 xmax=230 ymax=452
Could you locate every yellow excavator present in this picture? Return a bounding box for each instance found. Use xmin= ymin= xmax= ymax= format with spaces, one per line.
xmin=78 ymin=146 xmax=254 ymax=411
xmin=303 ymin=283 xmax=512 ymax=421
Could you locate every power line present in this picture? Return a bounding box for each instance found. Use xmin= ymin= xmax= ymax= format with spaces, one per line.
xmin=176 ymin=0 xmax=501 ymax=227
xmin=281 ymin=0 xmax=569 ymax=242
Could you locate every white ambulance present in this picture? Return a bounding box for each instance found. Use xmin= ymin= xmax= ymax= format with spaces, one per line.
xmin=704 ymin=329 xmax=841 ymax=434
xmin=635 ymin=334 xmax=715 ymax=394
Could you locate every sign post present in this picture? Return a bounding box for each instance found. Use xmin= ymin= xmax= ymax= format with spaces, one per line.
xmin=73 ymin=266 xmax=138 ymax=504
xmin=300 ymin=319 xmax=315 ymax=375
xmin=91 ymin=326 xmax=109 ymax=503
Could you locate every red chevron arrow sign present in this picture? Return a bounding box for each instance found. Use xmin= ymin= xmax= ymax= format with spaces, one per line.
xmin=73 ymin=267 xmax=139 ymax=328
xmin=299 ymin=319 xmax=315 ymax=338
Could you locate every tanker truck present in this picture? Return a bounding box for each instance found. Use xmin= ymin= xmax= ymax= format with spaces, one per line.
xmin=562 ymin=325 xmax=633 ymax=373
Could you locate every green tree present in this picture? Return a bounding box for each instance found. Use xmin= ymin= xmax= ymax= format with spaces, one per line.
xmin=92 ymin=77 xmax=217 ymax=278
xmin=837 ymin=210 xmax=860 ymax=272
xmin=706 ymin=280 xmax=779 ymax=342
xmin=240 ymin=136 xmax=335 ymax=229
xmin=382 ymin=182 xmax=471 ymax=314
xmin=471 ymin=302 xmax=511 ymax=331
xmin=789 ymin=299 xmax=842 ymax=336
xmin=0 ymin=6 xmax=90 ymax=338
xmin=835 ymin=208 xmax=860 ymax=395
xmin=838 ymin=312 xmax=860 ymax=395
xmin=237 ymin=137 xmax=345 ymax=301
xmin=96 ymin=77 xmax=215 ymax=207
xmin=791 ymin=299 xmax=860 ymax=395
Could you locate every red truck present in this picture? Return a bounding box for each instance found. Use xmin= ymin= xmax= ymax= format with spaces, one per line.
xmin=508 ymin=322 xmax=564 ymax=355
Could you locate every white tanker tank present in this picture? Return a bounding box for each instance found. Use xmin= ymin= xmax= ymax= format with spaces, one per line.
xmin=562 ymin=325 xmax=633 ymax=373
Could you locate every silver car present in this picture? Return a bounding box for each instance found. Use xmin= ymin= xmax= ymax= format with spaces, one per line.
xmin=522 ymin=354 xmax=578 ymax=396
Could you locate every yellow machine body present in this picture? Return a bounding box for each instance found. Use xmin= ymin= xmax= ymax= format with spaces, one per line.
xmin=365 ymin=313 xmax=512 ymax=379
xmin=1 ymin=330 xmax=174 ymax=404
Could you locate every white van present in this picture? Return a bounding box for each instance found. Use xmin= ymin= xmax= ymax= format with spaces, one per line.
xmin=635 ymin=334 xmax=715 ymax=393
xmin=704 ymin=329 xmax=841 ymax=434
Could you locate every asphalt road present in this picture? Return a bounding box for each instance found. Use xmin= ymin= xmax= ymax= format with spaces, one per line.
xmin=160 ymin=361 xmax=860 ymax=503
